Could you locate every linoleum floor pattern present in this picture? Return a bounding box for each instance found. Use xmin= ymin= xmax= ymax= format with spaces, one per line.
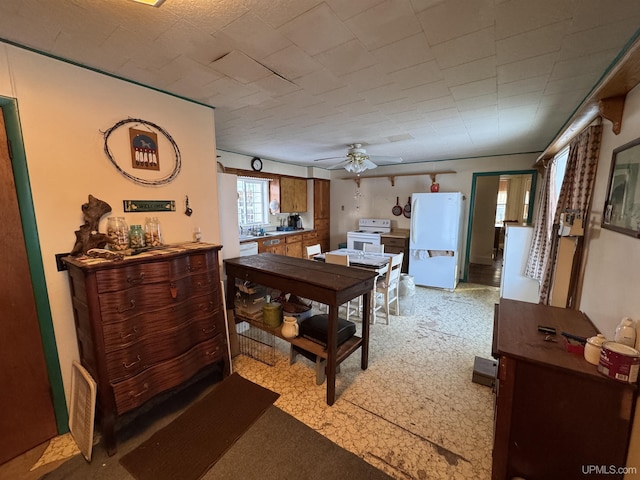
xmin=233 ymin=282 xmax=500 ymax=480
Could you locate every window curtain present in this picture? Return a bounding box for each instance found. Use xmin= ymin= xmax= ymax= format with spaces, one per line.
xmin=524 ymin=161 xmax=557 ymax=283
xmin=526 ymin=124 xmax=603 ymax=304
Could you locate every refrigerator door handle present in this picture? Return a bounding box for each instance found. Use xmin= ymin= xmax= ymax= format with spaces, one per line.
xmin=411 ymin=198 xmax=419 ymax=244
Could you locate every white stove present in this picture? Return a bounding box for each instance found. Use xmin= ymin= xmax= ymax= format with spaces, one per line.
xmin=347 ymin=218 xmax=391 ymax=250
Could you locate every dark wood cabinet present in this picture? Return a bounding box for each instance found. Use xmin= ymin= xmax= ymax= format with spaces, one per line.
xmin=492 ymin=300 xmax=637 ymax=480
xmin=381 ymin=232 xmax=409 ymax=273
xmin=63 ymin=243 xmax=227 ymax=455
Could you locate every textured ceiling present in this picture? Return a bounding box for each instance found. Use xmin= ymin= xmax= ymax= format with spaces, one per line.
xmin=1 ymin=0 xmax=640 ymax=169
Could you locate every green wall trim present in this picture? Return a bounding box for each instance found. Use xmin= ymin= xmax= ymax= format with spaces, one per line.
xmin=463 ymin=169 xmax=538 ymax=283
xmin=0 ymin=96 xmax=69 ymax=433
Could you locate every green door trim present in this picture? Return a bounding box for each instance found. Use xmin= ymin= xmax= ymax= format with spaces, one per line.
xmin=463 ymin=169 xmax=538 ymax=283
xmin=1 ymin=96 xmax=68 ymax=433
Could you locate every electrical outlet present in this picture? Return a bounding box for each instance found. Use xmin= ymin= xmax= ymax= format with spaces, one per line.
xmin=55 ymin=253 xmax=70 ymax=271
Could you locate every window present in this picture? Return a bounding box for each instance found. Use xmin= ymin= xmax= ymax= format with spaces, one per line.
xmin=495 ymin=179 xmax=508 ymax=226
xmin=237 ymin=177 xmax=269 ymax=227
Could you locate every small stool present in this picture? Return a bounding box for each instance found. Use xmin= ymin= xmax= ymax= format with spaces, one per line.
xmin=289 ymin=345 xmax=335 ymax=385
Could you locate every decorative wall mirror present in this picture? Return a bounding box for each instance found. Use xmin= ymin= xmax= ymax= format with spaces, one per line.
xmin=602 ymin=137 xmax=640 ymax=238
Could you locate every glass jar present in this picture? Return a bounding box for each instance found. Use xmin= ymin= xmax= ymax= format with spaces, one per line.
xmin=106 ymin=217 xmax=129 ymax=251
xmin=129 ymin=224 xmax=146 ymax=249
xmin=144 ymin=217 xmax=163 ymax=247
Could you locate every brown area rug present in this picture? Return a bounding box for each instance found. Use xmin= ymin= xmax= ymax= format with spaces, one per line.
xmin=119 ymin=372 xmax=279 ymax=480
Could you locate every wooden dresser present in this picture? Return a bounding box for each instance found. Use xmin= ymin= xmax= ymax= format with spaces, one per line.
xmin=492 ymin=299 xmax=637 ymax=479
xmin=63 ymin=243 xmax=228 ymax=455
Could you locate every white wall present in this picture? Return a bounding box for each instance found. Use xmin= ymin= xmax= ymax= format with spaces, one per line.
xmin=0 ymin=43 xmax=219 ymax=406
xmin=580 ymin=83 xmax=640 ymax=338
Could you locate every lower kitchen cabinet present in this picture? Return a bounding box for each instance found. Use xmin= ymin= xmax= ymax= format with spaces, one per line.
xmin=285 ymin=233 xmax=302 ymax=257
xmin=492 ymin=299 xmax=637 ymax=480
xmin=63 ymin=243 xmax=227 ymax=456
xmin=381 ymin=232 xmax=409 ymax=272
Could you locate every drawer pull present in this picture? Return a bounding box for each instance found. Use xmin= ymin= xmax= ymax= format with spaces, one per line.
xmin=127 ymin=273 xmax=145 ymax=285
xmin=123 ymin=355 xmax=142 ymax=369
xmin=170 ymin=283 xmax=178 ymax=298
xmin=117 ymin=299 xmax=136 ymax=313
xmin=130 ymin=383 xmax=149 ymax=399
xmin=202 ymin=326 xmax=216 ymax=334
xmin=188 ymin=262 xmax=204 ymax=272
xmin=121 ymin=326 xmax=138 ymax=340
xmin=206 ymin=346 xmax=220 ymax=356
xmin=196 ymin=280 xmax=212 ymax=288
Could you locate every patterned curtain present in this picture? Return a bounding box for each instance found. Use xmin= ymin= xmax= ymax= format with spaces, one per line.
xmin=538 ymin=124 xmax=603 ymax=304
xmin=525 ymin=161 xmax=557 ymax=282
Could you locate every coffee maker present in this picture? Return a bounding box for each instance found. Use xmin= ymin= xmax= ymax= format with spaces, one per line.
xmin=288 ymin=214 xmax=302 ymax=229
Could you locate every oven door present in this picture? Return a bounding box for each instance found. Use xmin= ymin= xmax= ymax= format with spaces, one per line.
xmin=347 ymin=232 xmax=380 ymax=251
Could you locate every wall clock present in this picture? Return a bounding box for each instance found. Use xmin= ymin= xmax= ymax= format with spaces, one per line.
xmin=251 ymin=157 xmax=263 ymax=171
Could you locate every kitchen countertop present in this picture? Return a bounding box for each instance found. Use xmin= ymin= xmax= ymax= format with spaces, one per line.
xmin=382 ymin=229 xmax=409 ymax=238
xmin=239 ymin=228 xmax=315 ymax=242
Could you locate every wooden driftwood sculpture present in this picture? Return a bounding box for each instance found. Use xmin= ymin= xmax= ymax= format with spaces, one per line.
xmin=70 ymin=194 xmax=113 ymax=255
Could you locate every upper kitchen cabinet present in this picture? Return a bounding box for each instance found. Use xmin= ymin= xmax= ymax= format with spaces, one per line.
xmin=280 ymin=177 xmax=307 ymax=213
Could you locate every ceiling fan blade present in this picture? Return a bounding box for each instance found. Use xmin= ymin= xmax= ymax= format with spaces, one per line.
xmin=368 ymin=155 xmax=403 ymax=163
xmin=327 ymin=160 xmax=351 ymax=170
xmin=313 ymin=156 xmax=347 ymax=163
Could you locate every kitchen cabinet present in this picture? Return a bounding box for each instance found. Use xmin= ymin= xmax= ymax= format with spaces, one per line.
xmin=313 ymin=179 xmax=330 ymax=252
xmin=63 ymin=243 xmax=227 ymax=455
xmin=492 ymin=299 xmax=636 ymax=480
xmin=280 ymin=177 xmax=307 ymax=213
xmin=381 ymin=231 xmax=409 ymax=273
xmin=285 ymin=233 xmax=303 ymax=258
xmin=302 ymin=230 xmax=318 ymax=255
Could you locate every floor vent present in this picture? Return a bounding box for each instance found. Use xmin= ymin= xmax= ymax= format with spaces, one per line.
xmin=68 ymin=361 xmax=97 ymax=461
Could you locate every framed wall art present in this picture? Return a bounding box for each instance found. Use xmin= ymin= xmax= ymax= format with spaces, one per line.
xmin=602 ymin=137 xmax=640 ymax=238
xmin=129 ymin=128 xmax=159 ymax=170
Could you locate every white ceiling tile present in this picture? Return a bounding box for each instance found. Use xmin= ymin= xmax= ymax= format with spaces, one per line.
xmin=337 ymin=64 xmax=392 ymax=91
xmin=495 ymin=21 xmax=570 ymax=65
xmin=417 ymin=0 xmax=495 ymax=46
xmin=372 ymin=33 xmax=434 ymax=73
xmin=497 ymin=74 xmax=547 ymax=98
xmin=449 ymin=77 xmax=496 ymax=101
xmin=544 ymin=72 xmax=599 ymax=96
xmin=243 ymin=0 xmax=324 ymax=28
xmin=251 ymin=74 xmax=300 ymax=97
xmin=390 ymin=60 xmax=444 ymax=90
xmin=314 ymin=39 xmax=377 ymax=76
xmin=278 ymin=3 xmax=355 ymax=56
xmin=494 ymin=0 xmax=574 ymax=41
xmin=216 ymin=13 xmax=292 ymax=60
xmin=431 ymin=27 xmax=495 ymax=70
xmin=403 ymin=80 xmax=451 ymax=103
xmin=295 ymin=69 xmax=345 ymax=95
xmin=569 ymin=0 xmax=640 ymax=33
xmin=558 ymin=19 xmax=640 ymax=61
xmin=549 ymin=49 xmax=617 ymax=82
xmin=456 ymin=93 xmax=497 ymax=112
xmin=345 ymin=0 xmax=422 ymax=50
xmin=496 ymin=52 xmax=556 ymax=84
xmin=324 ymin=0 xmax=387 ymax=21
xmin=442 ymin=56 xmax=496 ymax=87
xmin=335 ymin=99 xmax=377 ymax=116
xmin=210 ymin=50 xmax=272 ymax=84
xmin=415 ymin=97 xmax=457 ymax=113
xmin=262 ymin=45 xmax=322 ymax=80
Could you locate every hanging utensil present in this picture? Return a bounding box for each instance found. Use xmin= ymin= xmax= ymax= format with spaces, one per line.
xmin=392 ymin=197 xmax=402 ymax=216
xmin=403 ymin=197 xmax=411 ymax=218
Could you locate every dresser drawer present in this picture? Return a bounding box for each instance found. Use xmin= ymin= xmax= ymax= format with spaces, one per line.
xmin=98 ymin=273 xmax=218 ymax=323
xmin=381 ymin=236 xmax=406 ymax=248
xmin=95 ymin=261 xmax=170 ymax=293
xmin=105 ymin=314 xmax=223 ymax=381
xmin=112 ymin=336 xmax=225 ymax=414
xmin=101 ymin=292 xmax=220 ymax=350
xmin=170 ymin=252 xmax=217 ymax=277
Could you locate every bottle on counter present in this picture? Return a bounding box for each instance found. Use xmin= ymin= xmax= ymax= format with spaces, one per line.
xmin=106 ymin=217 xmax=129 ymax=251
xmin=144 ymin=216 xmax=163 ymax=247
xmin=129 ymin=224 xmax=146 ymax=249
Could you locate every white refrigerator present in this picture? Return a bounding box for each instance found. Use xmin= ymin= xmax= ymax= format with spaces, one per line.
xmin=409 ymin=192 xmax=464 ymax=290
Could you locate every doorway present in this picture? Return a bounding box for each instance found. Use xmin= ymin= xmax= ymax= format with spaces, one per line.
xmin=464 ymin=170 xmax=537 ymax=287
xmin=0 ymin=99 xmax=67 ymax=464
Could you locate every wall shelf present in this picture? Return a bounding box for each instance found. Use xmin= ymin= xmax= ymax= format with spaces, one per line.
xmin=341 ymin=170 xmax=456 ymax=188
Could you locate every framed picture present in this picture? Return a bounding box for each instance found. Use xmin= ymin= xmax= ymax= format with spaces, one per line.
xmin=129 ymin=128 xmax=160 ymax=171
xmin=602 ymin=137 xmax=640 ymax=238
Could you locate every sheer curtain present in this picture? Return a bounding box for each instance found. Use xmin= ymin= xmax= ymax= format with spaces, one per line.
xmin=526 ymin=124 xmax=602 ymax=304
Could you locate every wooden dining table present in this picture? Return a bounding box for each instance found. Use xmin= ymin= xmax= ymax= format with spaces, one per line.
xmin=224 ymin=253 xmax=378 ymax=405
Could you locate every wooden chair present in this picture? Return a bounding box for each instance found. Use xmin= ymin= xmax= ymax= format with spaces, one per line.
xmin=363 ymin=243 xmax=384 ymax=254
xmin=373 ymin=252 xmax=404 ymax=324
xmin=305 ymin=243 xmax=322 ymax=259
xmin=324 ymin=253 xmax=359 ymax=321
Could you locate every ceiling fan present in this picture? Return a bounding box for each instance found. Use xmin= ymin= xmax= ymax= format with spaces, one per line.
xmin=313 ymin=144 xmax=402 ymax=173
